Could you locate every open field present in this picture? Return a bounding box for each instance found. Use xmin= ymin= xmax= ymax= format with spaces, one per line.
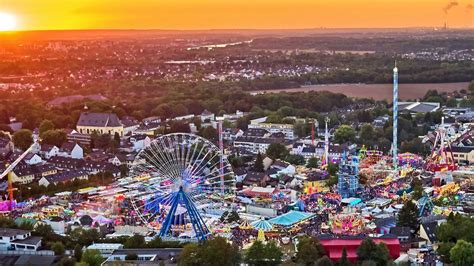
xmin=250 ymin=82 xmax=470 ymax=101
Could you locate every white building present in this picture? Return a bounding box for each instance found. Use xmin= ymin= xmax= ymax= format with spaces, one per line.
xmin=201 ymin=109 xmax=215 ymax=122
xmin=129 ymin=135 xmax=151 ymax=152
xmin=233 ymin=136 xmax=285 ymax=154
xmin=58 ymin=142 xmax=84 ymax=159
xmin=24 ymin=153 xmax=42 ymax=165
xmin=87 ymin=243 xmax=124 ymax=258
xmin=39 ymin=144 xmax=60 ymax=159
xmin=248 ymin=117 xmax=295 ymax=140
xmin=0 ymin=228 xmax=42 ymax=251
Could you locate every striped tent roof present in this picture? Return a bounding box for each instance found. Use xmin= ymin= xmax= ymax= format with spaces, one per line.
xmin=251 ymin=219 xmax=273 ymax=231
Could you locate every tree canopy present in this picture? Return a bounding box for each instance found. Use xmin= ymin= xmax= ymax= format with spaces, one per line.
xmin=334 ymin=125 xmax=356 ymax=144
xmin=13 ymin=129 xmax=33 ymax=151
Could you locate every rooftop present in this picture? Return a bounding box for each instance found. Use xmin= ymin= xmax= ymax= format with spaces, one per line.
xmin=77 ymin=112 xmax=122 ymax=128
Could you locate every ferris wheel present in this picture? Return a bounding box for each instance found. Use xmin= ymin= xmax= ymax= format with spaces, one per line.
xmin=128 ymin=133 xmax=235 ymax=241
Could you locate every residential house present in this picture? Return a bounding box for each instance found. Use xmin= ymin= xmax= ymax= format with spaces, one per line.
xmin=0 ymin=228 xmax=42 ymax=251
xmin=248 ymin=117 xmax=295 ymax=140
xmin=271 ymin=160 xmax=296 ymax=175
xmin=223 ymin=128 xmax=244 ymax=142
xmin=10 ymin=167 xmax=36 ymax=184
xmin=292 ymin=142 xmax=318 ymax=159
xmin=24 ymin=153 xmax=42 ymax=165
xmin=0 ymin=137 xmax=13 ymax=158
xmin=200 ymin=109 xmax=215 ymax=122
xmin=121 ymin=116 xmax=140 ymax=136
xmin=109 ymin=154 xmax=128 ymax=166
xmin=451 ymin=146 xmax=474 ymax=165
xmin=86 ymin=150 xmax=110 ymax=162
xmin=241 ymin=172 xmax=271 ymax=187
xmin=373 ymin=115 xmax=390 ymax=128
xmin=66 ymin=130 xmax=92 ymax=147
xmin=133 ymin=122 xmax=161 ymax=136
xmin=419 ymin=222 xmax=439 ymax=247
xmin=129 ymin=134 xmax=151 ymax=151
xmin=243 ymin=128 xmax=270 ymax=138
xmin=76 ymin=112 xmax=124 ymax=136
xmin=234 ymin=136 xmax=284 ymax=154
xmin=39 ymin=144 xmax=59 ymax=159
xmin=58 ymin=142 xmax=83 ymax=159
xmin=33 ymin=164 xmax=57 ymax=179
xmin=38 ymin=170 xmax=89 ymax=187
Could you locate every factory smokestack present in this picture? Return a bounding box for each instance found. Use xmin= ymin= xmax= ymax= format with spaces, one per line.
xmin=443 ymin=1 xmax=459 ymax=29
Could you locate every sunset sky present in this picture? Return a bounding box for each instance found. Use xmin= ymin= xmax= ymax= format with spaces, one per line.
xmin=1 ymin=0 xmax=473 ymax=30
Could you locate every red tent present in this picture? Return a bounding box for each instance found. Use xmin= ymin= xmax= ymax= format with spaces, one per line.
xmin=319 ymin=237 xmax=400 ymax=262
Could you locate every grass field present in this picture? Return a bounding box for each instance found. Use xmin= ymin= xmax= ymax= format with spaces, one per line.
xmin=251 ymin=82 xmax=470 ymax=101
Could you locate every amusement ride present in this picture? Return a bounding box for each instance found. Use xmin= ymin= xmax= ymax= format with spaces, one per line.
xmin=127 ymin=133 xmax=236 ymax=241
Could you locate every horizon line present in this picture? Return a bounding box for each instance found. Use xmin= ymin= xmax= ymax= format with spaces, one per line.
xmin=4 ymin=26 xmax=474 ymax=33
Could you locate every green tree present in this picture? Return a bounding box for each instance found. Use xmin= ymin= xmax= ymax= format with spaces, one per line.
xmin=327 ymin=162 xmax=339 ymax=177
xmin=58 ymin=257 xmax=76 ymax=266
xmin=39 ymin=120 xmax=55 ymax=137
xmin=13 ymin=129 xmax=33 ymax=151
xmin=41 ymin=129 xmax=67 ymax=147
xmin=357 ymin=238 xmax=391 ymax=266
xmin=266 ymin=143 xmax=289 ymax=160
xmin=51 ymin=241 xmax=65 ymax=255
xmin=69 ymin=228 xmax=100 ymax=247
xmin=411 ymin=178 xmax=423 ymax=200
xmin=360 ymin=261 xmax=377 ymax=266
xmin=334 ymin=125 xmax=356 ymax=144
xmin=400 ymin=138 xmax=430 ymax=155
xmin=307 ymin=157 xmax=319 ymax=168
xmin=236 ymin=117 xmax=249 ymax=130
xmin=357 ymin=238 xmax=378 ymax=262
xmin=316 ymin=256 xmax=334 ymax=266
xmin=199 ymin=126 xmax=218 ymax=141
xmin=124 ymin=234 xmax=146 ymax=249
xmin=245 ymin=240 xmax=266 ymax=265
xmin=74 ymin=244 xmax=83 ymax=261
xmin=397 ymin=200 xmax=420 ymax=233
xmin=296 ymin=236 xmax=326 ymax=266
xmin=200 ymin=237 xmax=240 ymax=266
xmin=438 ymin=242 xmax=455 ymax=263
xmin=246 ymin=240 xmax=283 ymax=266
xmin=81 ymin=249 xmax=104 ymax=266
xmin=125 ymin=253 xmax=139 ymax=260
xmin=264 ymin=241 xmax=283 ymax=265
xmin=450 ymin=240 xmax=474 ymax=266
xmin=229 ymin=155 xmax=244 ymax=168
xmin=359 ymin=124 xmax=375 ymax=146
xmin=254 ymin=153 xmax=265 ymax=172
xmin=33 ymin=223 xmax=55 ymax=241
xmin=147 ymin=237 xmax=164 ymax=248
xmin=294 ymin=121 xmax=309 ymax=138
xmin=284 ymin=154 xmax=305 ymax=165
xmin=373 ymin=243 xmax=391 ymax=266
xmin=337 ymin=247 xmax=352 ymax=266
xmin=179 ymin=243 xmax=201 ymax=266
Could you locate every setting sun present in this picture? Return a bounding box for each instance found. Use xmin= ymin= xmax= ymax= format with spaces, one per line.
xmin=0 ymin=12 xmax=16 ymax=31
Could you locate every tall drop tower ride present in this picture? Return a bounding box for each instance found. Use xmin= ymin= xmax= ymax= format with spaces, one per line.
xmin=392 ymin=63 xmax=398 ymax=173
